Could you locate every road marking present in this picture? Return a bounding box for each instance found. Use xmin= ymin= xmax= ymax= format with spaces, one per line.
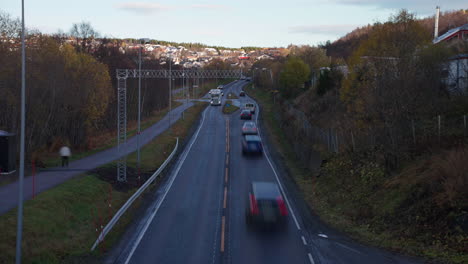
xmin=225 ymin=168 xmax=228 ymax=183
xmin=254 ymin=102 xmax=301 ymax=230
xmin=226 ymin=119 xmax=231 ymax=152
xmin=220 ymin=216 xmax=226 ymax=252
xmin=223 ymin=187 xmax=227 ymax=209
xmin=123 ymin=107 xmax=209 ymax=264
xmin=301 ymin=236 xmax=308 ymax=245
xmin=318 ymin=233 xmax=328 ymax=238
xmin=225 ymin=154 xmax=229 ymax=165
xmin=308 ymin=253 xmax=316 ymax=264
xmin=335 ymin=242 xmax=364 ymax=255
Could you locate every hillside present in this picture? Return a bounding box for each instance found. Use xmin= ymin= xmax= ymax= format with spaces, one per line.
xmin=326 ymin=9 xmax=468 ymax=59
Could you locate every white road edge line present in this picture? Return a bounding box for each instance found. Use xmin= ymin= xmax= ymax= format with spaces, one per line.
xmin=308 ymin=253 xmax=316 ymax=264
xmin=124 ymin=107 xmax=209 ymax=264
xmin=253 ymin=99 xmax=302 ymax=231
xmin=301 ymin=236 xmax=308 ymax=245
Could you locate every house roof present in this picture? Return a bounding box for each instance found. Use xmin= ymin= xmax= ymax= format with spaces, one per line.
xmin=434 ymin=23 xmax=468 ymax=44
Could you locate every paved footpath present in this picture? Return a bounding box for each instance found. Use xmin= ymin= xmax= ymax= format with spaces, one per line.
xmin=0 ymin=102 xmax=194 ymax=215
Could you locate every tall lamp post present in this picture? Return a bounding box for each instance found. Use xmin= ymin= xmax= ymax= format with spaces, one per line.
xmin=168 ymin=54 xmax=173 ymax=133
xmin=16 ymin=0 xmax=26 ymax=263
xmin=137 ymin=38 xmax=149 ymax=179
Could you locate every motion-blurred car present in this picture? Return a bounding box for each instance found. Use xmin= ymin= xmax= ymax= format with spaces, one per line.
xmin=246 ymin=181 xmax=288 ymax=228
xmin=242 ymin=121 xmax=258 ymax=135
xmin=240 ymin=109 xmax=252 ymax=120
xmin=239 ymin=91 xmax=245 ymax=96
xmin=242 ymin=135 xmax=263 ymax=155
xmin=244 ymin=103 xmax=256 ymax=114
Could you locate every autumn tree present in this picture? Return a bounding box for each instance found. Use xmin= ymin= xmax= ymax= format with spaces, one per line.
xmin=340 ymin=9 xmax=452 ymax=161
xmin=288 ymin=45 xmax=329 ymax=73
xmin=279 ymin=57 xmax=310 ymax=98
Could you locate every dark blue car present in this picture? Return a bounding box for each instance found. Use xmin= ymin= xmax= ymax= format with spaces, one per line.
xmin=242 ymin=135 xmax=263 ymax=155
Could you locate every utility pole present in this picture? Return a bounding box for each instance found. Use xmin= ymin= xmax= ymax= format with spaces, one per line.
xmin=16 ymin=0 xmax=26 ymax=263
xmin=137 ymin=41 xmax=142 ymax=174
xmin=169 ymin=56 xmax=172 ymax=132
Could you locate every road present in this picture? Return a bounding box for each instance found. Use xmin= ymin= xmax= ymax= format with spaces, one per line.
xmin=0 ymin=101 xmax=194 ymax=215
xmin=111 ymin=80 xmax=422 ymax=264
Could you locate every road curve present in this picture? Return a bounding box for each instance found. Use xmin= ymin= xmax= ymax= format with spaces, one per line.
xmin=114 ymin=80 xmax=423 ymax=264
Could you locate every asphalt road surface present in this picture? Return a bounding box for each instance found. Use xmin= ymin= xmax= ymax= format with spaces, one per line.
xmin=113 ymin=80 xmax=423 ymax=264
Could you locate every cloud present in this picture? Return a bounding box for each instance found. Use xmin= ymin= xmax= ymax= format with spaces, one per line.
xmin=116 ymin=2 xmax=231 ymax=15
xmin=116 ymin=2 xmax=172 ymax=14
xmin=329 ymin=0 xmax=467 ymax=14
xmin=289 ymin=24 xmax=359 ymax=36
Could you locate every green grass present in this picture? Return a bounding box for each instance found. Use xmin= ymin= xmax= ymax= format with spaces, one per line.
xmin=246 ymin=84 xmax=468 ymax=264
xmin=0 ymin=102 xmax=208 ymax=264
xmin=222 ymin=100 xmax=240 ymax=114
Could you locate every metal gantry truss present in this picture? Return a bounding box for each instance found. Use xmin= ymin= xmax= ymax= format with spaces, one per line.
xmin=116 ymin=68 xmax=242 ymax=182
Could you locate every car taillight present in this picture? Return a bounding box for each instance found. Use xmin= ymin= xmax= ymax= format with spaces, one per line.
xmin=277 ymin=196 xmax=288 ymax=216
xmin=249 ymin=194 xmax=259 ymax=215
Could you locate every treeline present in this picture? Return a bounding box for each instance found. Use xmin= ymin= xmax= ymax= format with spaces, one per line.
xmin=255 ymin=10 xmax=467 ymax=168
xmin=0 ymin=11 xmax=221 ymax=159
xmin=325 ymin=9 xmax=468 ymax=59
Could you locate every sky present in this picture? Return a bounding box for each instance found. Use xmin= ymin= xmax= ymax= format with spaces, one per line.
xmin=2 ymin=0 xmax=467 ymax=48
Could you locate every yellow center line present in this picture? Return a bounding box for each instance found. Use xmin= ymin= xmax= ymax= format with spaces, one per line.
xmin=220 ymin=216 xmax=226 ymax=252
xmin=223 ymin=187 xmax=227 ymax=209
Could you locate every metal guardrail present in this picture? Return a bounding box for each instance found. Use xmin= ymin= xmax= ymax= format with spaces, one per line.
xmin=91 ymin=138 xmax=179 ymax=251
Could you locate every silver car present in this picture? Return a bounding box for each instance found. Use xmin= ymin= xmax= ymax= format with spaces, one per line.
xmin=242 ymin=121 xmax=258 ymax=135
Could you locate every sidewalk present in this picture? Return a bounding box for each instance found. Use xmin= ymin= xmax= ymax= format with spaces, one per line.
xmin=0 ymin=102 xmax=194 ymax=215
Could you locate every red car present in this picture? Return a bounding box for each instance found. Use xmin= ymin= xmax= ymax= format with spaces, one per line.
xmin=246 ymin=181 xmax=288 ymax=229
xmin=240 ymin=109 xmax=252 ymax=120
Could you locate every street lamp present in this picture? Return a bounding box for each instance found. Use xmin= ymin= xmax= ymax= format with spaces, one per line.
xmin=16 ymin=0 xmax=26 ymax=263
xmin=168 ymin=55 xmax=172 ymax=133
xmin=252 ymin=67 xmax=259 ymax=89
xmin=137 ymin=38 xmax=149 ymax=180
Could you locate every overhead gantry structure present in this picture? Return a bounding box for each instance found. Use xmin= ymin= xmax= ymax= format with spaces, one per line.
xmin=116 ymin=68 xmax=242 ymax=182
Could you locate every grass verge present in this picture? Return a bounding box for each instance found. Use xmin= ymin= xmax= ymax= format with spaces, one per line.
xmin=222 ymin=100 xmax=240 ymax=115
xmin=0 ymin=102 xmax=208 ymax=264
xmin=245 ymin=84 xmax=468 ymax=264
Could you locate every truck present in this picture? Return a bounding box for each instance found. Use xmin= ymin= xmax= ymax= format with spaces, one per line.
xmin=210 ymin=89 xmax=222 ymax=106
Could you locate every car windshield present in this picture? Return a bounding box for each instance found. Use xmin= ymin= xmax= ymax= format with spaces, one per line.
xmin=253 ymin=182 xmax=281 ymax=199
xmin=245 ymin=135 xmax=261 ymax=142
xmin=243 ymin=122 xmax=255 ymax=128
